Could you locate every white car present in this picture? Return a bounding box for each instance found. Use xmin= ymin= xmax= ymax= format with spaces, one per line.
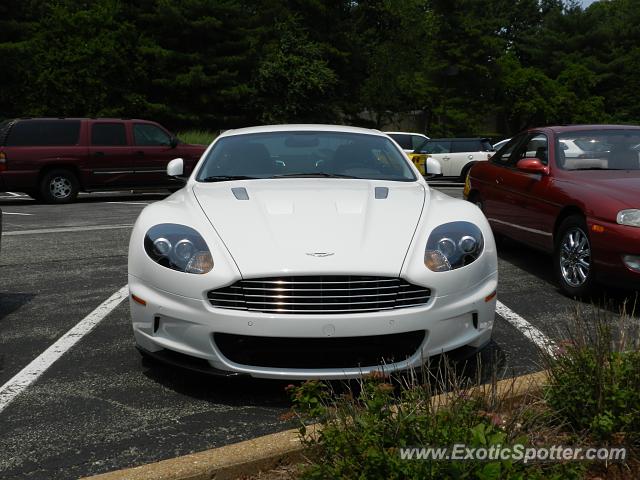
xmin=493 ymin=138 xmax=511 ymax=151
xmin=128 ymin=125 xmax=498 ymax=380
xmin=385 ymin=131 xmax=442 ymax=177
xmin=416 ymin=138 xmax=495 ymax=179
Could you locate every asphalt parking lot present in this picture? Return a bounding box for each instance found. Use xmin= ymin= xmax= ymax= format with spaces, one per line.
xmin=1 ymin=184 xmax=637 ymax=479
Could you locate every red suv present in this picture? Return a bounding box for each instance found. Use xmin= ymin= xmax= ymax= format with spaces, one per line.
xmin=0 ymin=118 xmax=207 ymax=203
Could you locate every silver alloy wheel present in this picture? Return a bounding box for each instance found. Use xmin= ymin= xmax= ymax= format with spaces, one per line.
xmin=559 ymin=227 xmax=591 ymax=287
xmin=49 ymin=175 xmax=72 ymax=199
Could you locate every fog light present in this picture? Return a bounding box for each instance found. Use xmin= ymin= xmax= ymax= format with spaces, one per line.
xmin=622 ymin=255 xmax=640 ymax=273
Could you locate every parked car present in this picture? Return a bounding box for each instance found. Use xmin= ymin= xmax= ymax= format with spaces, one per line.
xmin=464 ymin=125 xmax=640 ymax=296
xmin=0 ymin=118 xmax=207 ymax=203
xmin=384 ymin=131 xmax=441 ymax=177
xmin=493 ymin=138 xmax=511 ymax=150
xmin=414 ymin=137 xmax=495 ymax=180
xmin=128 ymin=124 xmax=498 ymax=379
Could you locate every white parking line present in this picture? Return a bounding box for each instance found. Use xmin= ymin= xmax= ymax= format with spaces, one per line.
xmin=6 ymin=192 xmax=24 ymax=197
xmin=3 ymin=224 xmax=133 ymax=236
xmin=2 ymin=212 xmax=33 ymax=216
xmin=496 ymin=300 xmax=556 ymax=356
xmin=106 ymin=202 xmax=149 ymax=205
xmin=0 ymin=285 xmax=129 ymax=414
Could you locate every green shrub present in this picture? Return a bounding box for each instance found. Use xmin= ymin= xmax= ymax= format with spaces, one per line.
xmin=544 ymin=306 xmax=640 ymax=445
xmin=176 ymin=129 xmax=217 ymax=145
xmin=290 ymin=372 xmax=585 ymax=479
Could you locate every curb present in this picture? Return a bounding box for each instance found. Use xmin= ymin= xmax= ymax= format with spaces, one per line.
xmin=83 ymin=370 xmax=549 ymax=480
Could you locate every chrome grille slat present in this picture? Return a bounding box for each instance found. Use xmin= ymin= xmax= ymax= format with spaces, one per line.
xmin=208 ymin=276 xmax=430 ymax=314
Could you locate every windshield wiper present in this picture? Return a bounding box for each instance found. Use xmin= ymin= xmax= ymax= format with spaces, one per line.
xmin=270 ymin=172 xmax=359 ymax=179
xmin=200 ymin=175 xmax=261 ymax=182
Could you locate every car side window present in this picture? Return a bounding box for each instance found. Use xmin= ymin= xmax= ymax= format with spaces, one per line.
xmin=134 ymin=123 xmax=171 ymax=146
xmin=6 ymin=120 xmax=80 ymax=146
xmin=490 ymin=135 xmax=525 ymax=166
xmin=512 ymin=133 xmax=549 ymax=165
xmin=91 ymin=123 xmax=127 ymax=146
xmin=451 ymin=140 xmax=480 ymax=153
xmin=411 ymin=135 xmax=426 ymax=150
xmin=421 ymin=140 xmax=451 ymax=154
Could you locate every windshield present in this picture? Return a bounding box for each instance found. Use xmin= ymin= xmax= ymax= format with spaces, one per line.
xmin=196 ymin=131 xmax=417 ymax=182
xmin=557 ymin=129 xmax=640 ymax=170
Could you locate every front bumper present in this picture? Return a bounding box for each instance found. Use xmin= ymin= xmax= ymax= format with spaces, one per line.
xmin=129 ymin=273 xmax=497 ymax=379
xmin=587 ymin=218 xmax=640 ymax=289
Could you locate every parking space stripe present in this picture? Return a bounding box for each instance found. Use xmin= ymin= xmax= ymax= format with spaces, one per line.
xmin=106 ymin=202 xmax=149 ymax=205
xmin=496 ymin=300 xmax=556 ymax=356
xmin=0 ymin=285 xmax=129 ymax=414
xmin=3 ymin=224 xmax=133 ymax=236
xmin=2 ymin=212 xmax=34 ymax=216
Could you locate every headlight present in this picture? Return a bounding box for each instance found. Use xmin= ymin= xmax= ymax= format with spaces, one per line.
xmin=424 ymin=221 xmax=484 ymax=272
xmin=617 ymin=209 xmax=640 ymax=227
xmin=144 ymin=223 xmax=214 ymax=274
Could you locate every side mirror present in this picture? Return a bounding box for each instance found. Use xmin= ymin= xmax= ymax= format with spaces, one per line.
xmin=170 ymin=136 xmax=179 ymax=148
xmin=516 ymin=158 xmax=549 ymax=175
xmin=167 ymin=158 xmax=184 ymax=177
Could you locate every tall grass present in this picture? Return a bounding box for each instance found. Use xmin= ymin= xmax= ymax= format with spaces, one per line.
xmin=176 ymin=129 xmax=218 ymax=145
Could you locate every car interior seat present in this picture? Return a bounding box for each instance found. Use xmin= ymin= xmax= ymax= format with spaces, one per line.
xmin=325 ymin=143 xmax=376 ymax=173
xmin=229 ymin=143 xmax=275 ymax=176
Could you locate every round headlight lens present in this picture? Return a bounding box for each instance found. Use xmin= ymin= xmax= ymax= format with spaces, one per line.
xmin=144 ymin=224 xmax=213 ymax=274
xmin=153 ymin=238 xmax=172 ymax=256
xmin=437 ymin=238 xmax=456 ymax=258
xmin=174 ymin=239 xmax=195 ymax=262
xmin=459 ymin=235 xmax=478 ymax=253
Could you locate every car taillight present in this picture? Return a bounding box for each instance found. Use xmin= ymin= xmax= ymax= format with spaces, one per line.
xmin=0 ymin=152 xmax=6 ymax=172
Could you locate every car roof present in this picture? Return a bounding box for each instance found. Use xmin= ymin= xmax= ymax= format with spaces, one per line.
xmin=219 ymin=124 xmax=386 ymax=138
xmin=10 ymin=117 xmax=152 ymax=122
xmin=425 ymin=137 xmax=490 ymax=141
xmin=540 ymin=124 xmax=640 ymax=134
xmin=384 ymin=131 xmax=428 ymax=136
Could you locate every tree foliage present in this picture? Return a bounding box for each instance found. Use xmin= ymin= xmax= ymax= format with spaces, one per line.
xmin=0 ymin=0 xmax=639 ymax=136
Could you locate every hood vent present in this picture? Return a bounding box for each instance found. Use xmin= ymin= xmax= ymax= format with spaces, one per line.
xmin=375 ymin=187 xmax=388 ymax=199
xmin=231 ymin=187 xmax=249 ymax=200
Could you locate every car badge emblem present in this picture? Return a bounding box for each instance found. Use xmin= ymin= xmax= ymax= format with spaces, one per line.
xmin=306 ymin=252 xmax=335 ymax=257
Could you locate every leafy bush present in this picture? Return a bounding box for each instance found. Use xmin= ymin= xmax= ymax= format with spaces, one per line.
xmin=289 ymin=369 xmax=585 ymax=480
xmin=545 ymin=306 xmax=640 ymax=445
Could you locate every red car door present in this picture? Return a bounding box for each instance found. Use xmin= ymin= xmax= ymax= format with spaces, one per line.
xmin=490 ymin=132 xmax=556 ymax=250
xmin=131 ymin=122 xmax=179 ymax=187
xmin=478 ymin=134 xmax=527 ymax=238
xmin=87 ymin=121 xmax=135 ymax=189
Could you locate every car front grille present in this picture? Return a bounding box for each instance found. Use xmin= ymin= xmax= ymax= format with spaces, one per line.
xmin=207 ymin=275 xmax=431 ymax=314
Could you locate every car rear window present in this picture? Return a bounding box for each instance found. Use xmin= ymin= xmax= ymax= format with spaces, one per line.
xmin=91 ymin=123 xmax=127 ymax=146
xmin=6 ymin=120 xmax=81 ymax=146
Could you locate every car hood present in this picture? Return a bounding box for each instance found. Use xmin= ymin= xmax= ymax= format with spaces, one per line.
xmin=193 ymin=179 xmax=426 ymax=277
xmin=563 ymin=170 xmax=640 ymax=206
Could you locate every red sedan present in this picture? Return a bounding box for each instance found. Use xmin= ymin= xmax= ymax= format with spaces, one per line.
xmin=464 ymin=125 xmax=640 ymax=296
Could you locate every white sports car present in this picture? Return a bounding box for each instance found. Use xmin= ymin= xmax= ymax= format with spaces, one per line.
xmin=128 ymin=125 xmax=498 ymax=379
